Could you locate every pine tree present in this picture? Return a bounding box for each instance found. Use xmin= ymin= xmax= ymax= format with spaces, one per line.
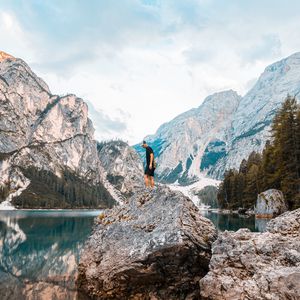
xmin=271 ymin=96 xmax=299 ymax=208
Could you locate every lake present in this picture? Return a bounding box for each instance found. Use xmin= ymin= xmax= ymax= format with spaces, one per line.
xmin=0 ymin=209 xmax=269 ymax=299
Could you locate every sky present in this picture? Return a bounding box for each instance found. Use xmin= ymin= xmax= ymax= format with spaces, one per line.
xmin=1 ymin=0 xmax=300 ymax=144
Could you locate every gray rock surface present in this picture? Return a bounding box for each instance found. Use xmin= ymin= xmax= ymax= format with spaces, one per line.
xmin=255 ymin=189 xmax=288 ymax=218
xmin=77 ymin=186 xmax=217 ymax=299
xmin=200 ymin=208 xmax=300 ymax=300
xmin=98 ymin=140 xmax=144 ymax=198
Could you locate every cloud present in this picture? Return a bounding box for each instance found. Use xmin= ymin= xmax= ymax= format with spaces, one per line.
xmin=242 ymin=34 xmax=282 ymax=63
xmin=2 ymin=1 xmax=300 ymax=144
xmin=85 ymin=100 xmax=129 ymax=141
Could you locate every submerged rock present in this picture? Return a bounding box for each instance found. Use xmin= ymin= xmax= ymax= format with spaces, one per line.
xmin=77 ymin=186 xmax=217 ymax=299
xmin=200 ymin=208 xmax=300 ymax=300
xmin=255 ymin=189 xmax=288 ymax=218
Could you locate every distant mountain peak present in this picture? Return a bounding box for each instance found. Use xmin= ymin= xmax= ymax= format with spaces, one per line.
xmin=201 ymin=89 xmax=241 ymax=106
xmin=0 ymin=51 xmax=15 ymax=62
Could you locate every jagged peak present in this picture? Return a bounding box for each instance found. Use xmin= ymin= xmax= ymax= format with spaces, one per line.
xmin=0 ymin=51 xmax=15 ymax=62
xmin=263 ymin=52 xmax=300 ymax=74
xmin=201 ymin=89 xmax=241 ymax=106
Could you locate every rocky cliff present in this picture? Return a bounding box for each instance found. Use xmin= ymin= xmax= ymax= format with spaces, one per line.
xmin=97 ymin=140 xmax=144 ymax=199
xmin=137 ymin=53 xmax=300 ymax=182
xmin=200 ymin=208 xmax=300 ymax=300
xmin=77 ymin=186 xmax=217 ymax=299
xmin=0 ymin=51 xmax=141 ymax=208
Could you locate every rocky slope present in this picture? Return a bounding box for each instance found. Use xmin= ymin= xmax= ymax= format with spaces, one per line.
xmin=137 ymin=52 xmax=300 ymax=182
xmin=200 ymin=208 xmax=300 ymax=300
xmin=97 ymin=140 xmax=144 ymax=198
xmin=77 ymin=186 xmax=217 ymax=299
xmin=135 ymin=90 xmax=241 ymax=184
xmin=0 ymin=51 xmax=141 ymax=208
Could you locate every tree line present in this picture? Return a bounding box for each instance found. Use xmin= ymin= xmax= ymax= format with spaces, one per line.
xmin=218 ymin=95 xmax=300 ymax=210
xmin=12 ymin=166 xmax=116 ymax=208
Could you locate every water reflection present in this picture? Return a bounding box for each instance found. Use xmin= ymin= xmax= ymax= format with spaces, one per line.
xmin=200 ymin=210 xmax=269 ymax=232
xmin=0 ymin=209 xmax=269 ymax=299
xmin=0 ymin=210 xmax=101 ymax=300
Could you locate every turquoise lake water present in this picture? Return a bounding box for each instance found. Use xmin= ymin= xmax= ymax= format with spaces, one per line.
xmin=0 ymin=209 xmax=269 ymax=299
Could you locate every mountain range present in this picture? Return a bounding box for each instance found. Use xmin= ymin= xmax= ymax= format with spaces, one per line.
xmin=1 ymin=50 xmax=300 ymax=208
xmin=135 ymin=52 xmax=300 ymax=184
xmin=0 ymin=51 xmax=143 ymax=208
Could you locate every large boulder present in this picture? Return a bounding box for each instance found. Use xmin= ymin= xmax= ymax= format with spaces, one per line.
xmin=77 ymin=186 xmax=217 ymax=299
xmin=200 ymin=208 xmax=300 ymax=300
xmin=255 ymin=189 xmax=288 ymax=218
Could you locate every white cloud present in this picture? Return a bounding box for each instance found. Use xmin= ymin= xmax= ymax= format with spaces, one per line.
xmin=1 ymin=1 xmax=300 ymax=144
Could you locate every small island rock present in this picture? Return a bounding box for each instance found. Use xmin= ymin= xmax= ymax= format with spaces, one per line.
xmin=255 ymin=189 xmax=288 ymax=218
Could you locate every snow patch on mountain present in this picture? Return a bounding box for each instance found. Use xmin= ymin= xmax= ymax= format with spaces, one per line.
xmin=169 ymin=175 xmax=220 ymax=207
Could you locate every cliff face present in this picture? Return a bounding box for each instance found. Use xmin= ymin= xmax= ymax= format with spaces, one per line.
xmin=135 ymin=90 xmax=241 ymax=184
xmin=0 ymin=53 xmax=97 ymax=177
xmin=97 ymin=140 xmax=144 ymax=199
xmin=137 ymin=53 xmax=300 ymax=182
xmin=0 ymin=52 xmax=141 ymax=208
xmin=77 ymin=186 xmax=217 ymax=299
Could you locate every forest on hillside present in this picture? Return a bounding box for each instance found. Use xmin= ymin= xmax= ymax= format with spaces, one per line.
xmin=218 ymin=96 xmax=300 ymax=210
xmin=10 ymin=166 xmax=116 ymax=208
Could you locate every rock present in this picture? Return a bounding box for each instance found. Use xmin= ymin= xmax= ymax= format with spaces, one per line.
xmin=0 ymin=270 xmax=24 ymax=300
xmin=97 ymin=140 xmax=144 ymax=199
xmin=0 ymin=51 xmax=15 ymax=62
xmin=245 ymin=208 xmax=255 ymax=216
xmin=200 ymin=208 xmax=300 ymax=300
xmin=77 ymin=186 xmax=217 ymax=299
xmin=267 ymin=209 xmax=300 ymax=235
xmin=255 ymin=189 xmax=288 ymax=218
xmin=237 ymin=207 xmax=247 ymax=214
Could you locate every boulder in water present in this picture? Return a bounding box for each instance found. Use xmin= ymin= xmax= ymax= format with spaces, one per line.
xmin=77 ymin=186 xmax=217 ymax=299
xmin=255 ymin=189 xmax=288 ymax=218
xmin=200 ymin=208 xmax=300 ymax=300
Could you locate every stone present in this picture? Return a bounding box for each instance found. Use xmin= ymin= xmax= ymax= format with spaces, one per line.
xmin=0 ymin=51 xmax=15 ymax=62
xmin=77 ymin=186 xmax=217 ymax=299
xmin=255 ymin=189 xmax=288 ymax=218
xmin=200 ymin=208 xmax=300 ymax=300
xmin=97 ymin=140 xmax=144 ymax=199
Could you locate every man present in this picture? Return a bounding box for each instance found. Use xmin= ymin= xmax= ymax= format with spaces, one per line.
xmin=141 ymin=140 xmax=155 ymax=188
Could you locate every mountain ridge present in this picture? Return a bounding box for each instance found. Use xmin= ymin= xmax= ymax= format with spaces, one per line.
xmin=136 ymin=52 xmax=300 ymax=183
xmin=0 ymin=52 xmax=143 ymax=208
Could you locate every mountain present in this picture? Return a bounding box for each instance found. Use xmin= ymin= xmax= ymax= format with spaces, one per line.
xmin=97 ymin=140 xmax=144 ymax=199
xmin=215 ymin=52 xmax=300 ymax=177
xmin=0 ymin=52 xmax=142 ymax=208
xmin=135 ymin=90 xmax=241 ymax=184
xmin=136 ymin=52 xmax=300 ymax=183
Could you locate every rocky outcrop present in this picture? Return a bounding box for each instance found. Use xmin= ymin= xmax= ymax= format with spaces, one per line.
xmin=77 ymin=186 xmax=217 ymax=299
xmin=97 ymin=140 xmax=144 ymax=198
xmin=200 ymin=208 xmax=300 ymax=300
xmin=0 ymin=52 xmax=124 ymax=208
xmin=255 ymin=189 xmax=288 ymax=218
xmin=0 ymin=51 xmax=15 ymax=62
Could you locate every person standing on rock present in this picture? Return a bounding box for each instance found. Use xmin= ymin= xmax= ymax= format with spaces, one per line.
xmin=141 ymin=140 xmax=155 ymax=188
